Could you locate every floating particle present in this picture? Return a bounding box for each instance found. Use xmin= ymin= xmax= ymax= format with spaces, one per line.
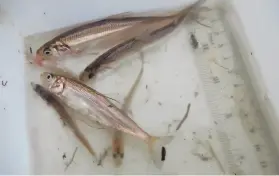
xmin=190 ymin=33 xmax=199 ymax=49
xmin=213 ymin=31 xmax=220 ymax=36
xmin=218 ymin=43 xmax=224 ymax=48
xmin=202 ymin=43 xmax=209 ymax=51
xmin=212 ymin=76 xmax=220 ymax=84
xmin=225 ymin=113 xmax=232 ymax=119
xmin=249 ymin=127 xmax=255 ymax=133
xmin=161 ymin=147 xmax=166 ymax=161
xmin=194 ymin=91 xmax=199 ymax=98
xmin=209 ymin=33 xmax=214 ymax=44
xmin=62 ymin=153 xmax=66 ymax=160
xmin=254 ymin=144 xmax=261 ymax=152
xmin=239 ymin=155 xmax=245 ymax=160
xmin=260 ymin=161 xmax=268 ymax=168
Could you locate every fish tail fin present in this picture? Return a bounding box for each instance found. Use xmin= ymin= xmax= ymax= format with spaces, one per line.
xmin=175 ymin=0 xmax=206 ymax=23
xmin=148 ymin=135 xmax=174 ymax=169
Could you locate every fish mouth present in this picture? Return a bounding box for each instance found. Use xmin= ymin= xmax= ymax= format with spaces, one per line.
xmin=34 ymin=54 xmax=44 ymax=66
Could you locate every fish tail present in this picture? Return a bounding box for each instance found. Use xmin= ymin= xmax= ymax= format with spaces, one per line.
xmin=175 ymin=0 xmax=206 ymax=23
xmin=147 ymin=135 xmax=174 ymax=169
xmin=112 ymin=130 xmax=124 ymax=167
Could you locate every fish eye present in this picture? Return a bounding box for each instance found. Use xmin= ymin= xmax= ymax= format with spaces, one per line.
xmin=47 ymin=74 xmax=53 ymax=80
xmin=43 ymin=48 xmax=52 ymax=55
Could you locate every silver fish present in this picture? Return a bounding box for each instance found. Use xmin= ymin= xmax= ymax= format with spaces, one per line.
xmin=40 ymin=72 xmax=173 ymax=168
xmin=35 ymin=0 xmax=205 ymax=67
xmin=30 ymin=82 xmax=97 ymax=160
xmin=79 ymin=0 xmax=205 ymax=81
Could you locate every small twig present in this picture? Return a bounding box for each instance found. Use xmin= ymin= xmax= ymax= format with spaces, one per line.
xmin=195 ymin=20 xmax=211 ymax=28
xmin=97 ymin=147 xmax=111 ymax=166
xmin=64 ymin=147 xmax=78 ymax=171
xmin=213 ymin=60 xmax=229 ymax=71
xmin=176 ymin=103 xmax=191 ymax=131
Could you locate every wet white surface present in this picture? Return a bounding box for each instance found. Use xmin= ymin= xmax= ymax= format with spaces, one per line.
xmin=1 ymin=0 xmax=279 ymax=174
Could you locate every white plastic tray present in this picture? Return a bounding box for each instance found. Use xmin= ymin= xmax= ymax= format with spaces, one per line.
xmin=1 ymin=0 xmax=279 ymax=174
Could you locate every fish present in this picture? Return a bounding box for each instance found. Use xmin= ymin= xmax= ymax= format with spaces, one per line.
xmin=79 ymin=0 xmax=205 ymax=81
xmin=112 ymin=56 xmax=144 ymax=167
xmin=34 ymin=16 xmax=167 ymax=66
xmin=30 ymin=82 xmax=97 ymax=161
xmin=40 ymin=72 xmax=173 ymax=168
xmin=35 ymin=0 xmax=205 ymax=67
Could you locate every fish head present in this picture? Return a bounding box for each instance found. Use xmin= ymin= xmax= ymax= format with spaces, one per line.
xmin=40 ymin=72 xmax=65 ymax=94
xmin=35 ymin=41 xmax=71 ymax=66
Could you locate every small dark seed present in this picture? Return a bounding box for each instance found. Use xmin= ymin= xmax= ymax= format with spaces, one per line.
xmin=161 ymin=147 xmax=166 ymax=161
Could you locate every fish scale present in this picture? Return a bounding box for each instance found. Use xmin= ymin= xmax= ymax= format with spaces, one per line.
xmin=186 ymin=0 xmax=278 ymax=174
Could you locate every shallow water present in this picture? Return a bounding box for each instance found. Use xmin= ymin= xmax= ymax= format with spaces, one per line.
xmin=24 ymin=2 xmax=279 ymax=174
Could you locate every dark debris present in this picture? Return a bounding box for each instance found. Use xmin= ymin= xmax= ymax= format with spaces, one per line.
xmin=249 ymin=127 xmax=255 ymax=133
xmin=62 ymin=153 xmax=66 ymax=160
xmin=225 ymin=113 xmax=232 ymax=119
xmin=2 ymin=81 xmax=7 ymax=87
xmin=260 ymin=161 xmax=268 ymax=168
xmin=161 ymin=147 xmax=166 ymax=161
xmin=254 ymin=144 xmax=261 ymax=152
xmin=190 ymin=33 xmax=199 ymax=49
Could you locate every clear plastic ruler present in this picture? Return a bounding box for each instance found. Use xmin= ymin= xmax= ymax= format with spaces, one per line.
xmin=185 ymin=1 xmax=278 ymax=174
